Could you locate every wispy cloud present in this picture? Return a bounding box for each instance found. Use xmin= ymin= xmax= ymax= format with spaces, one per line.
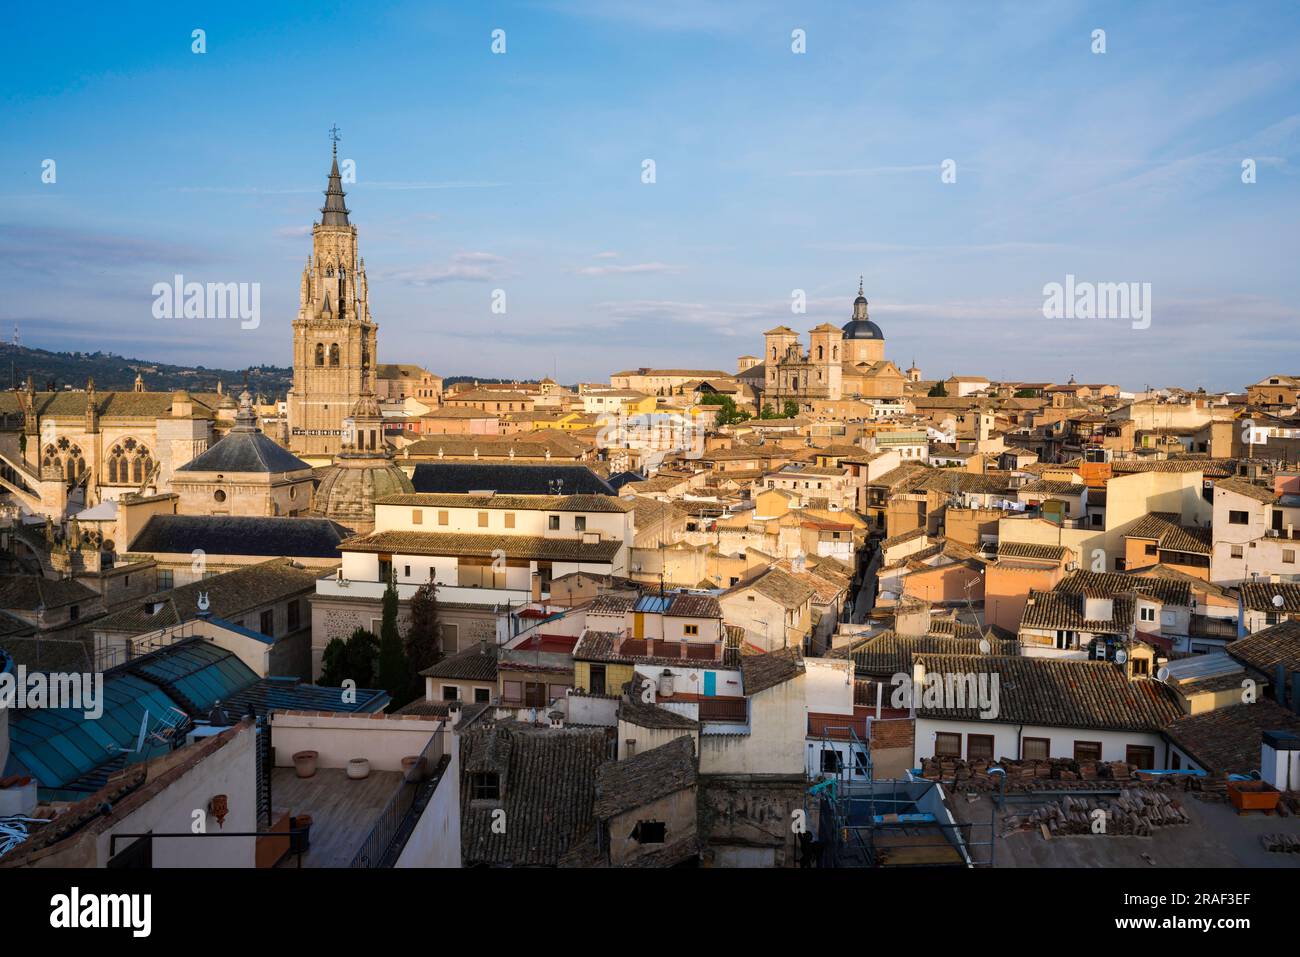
xmin=572 ymin=262 xmax=679 ymax=276
xmin=379 ymin=251 xmax=507 ymax=285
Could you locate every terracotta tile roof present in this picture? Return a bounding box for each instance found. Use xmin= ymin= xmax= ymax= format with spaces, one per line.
xmin=996 ymin=542 xmax=1070 ymax=563
xmin=1054 ymin=569 xmax=1190 ymax=607
xmin=460 ymin=723 xmax=610 ymax=866
xmin=1111 ymin=458 xmax=1236 ymax=477
xmin=1122 ymin=513 xmax=1212 ymax=554
xmin=831 ymin=629 xmax=1014 ymax=677
xmin=338 ymin=530 xmax=623 ymax=563
xmin=1227 ymin=619 xmax=1300 ymax=675
xmin=593 ymin=735 xmax=696 ymax=819
xmin=93 ymin=558 xmax=320 ymax=635
xmin=1215 ymin=476 xmax=1278 ymax=504
xmin=420 ymin=641 xmax=499 ymax=681
xmin=1240 ymin=582 xmax=1300 ymax=614
xmin=1164 ymin=700 xmax=1300 ymax=774
xmin=913 ymin=654 xmax=1183 ymax=731
xmin=1020 ymin=589 xmax=1135 ymax=633
xmin=1019 ymin=479 xmax=1086 ymax=495
xmin=727 ymin=567 xmax=815 ymax=609
xmin=740 ymin=647 xmax=805 ymax=695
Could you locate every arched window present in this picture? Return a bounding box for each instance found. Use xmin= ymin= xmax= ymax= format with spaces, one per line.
xmin=42 ymin=444 xmax=57 ymax=471
xmin=817 ymin=345 xmax=824 ymax=360
xmin=329 ymin=344 xmax=340 ymax=367
xmin=315 ymin=343 xmax=325 ymax=366
xmin=771 ymin=347 xmax=777 ymax=359
xmin=833 ymin=346 xmax=838 ymax=360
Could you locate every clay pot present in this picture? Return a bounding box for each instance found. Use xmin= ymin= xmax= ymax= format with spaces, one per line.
xmin=401 ymin=755 xmax=427 ymax=781
xmin=292 ymin=750 xmax=319 ymax=778
xmin=346 ymin=758 xmax=371 ymax=780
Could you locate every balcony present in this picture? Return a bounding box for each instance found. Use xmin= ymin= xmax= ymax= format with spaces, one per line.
xmin=316 ymin=576 xmax=534 ymax=606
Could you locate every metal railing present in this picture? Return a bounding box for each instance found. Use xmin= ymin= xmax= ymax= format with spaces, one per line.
xmin=348 ymin=727 xmax=446 ymax=868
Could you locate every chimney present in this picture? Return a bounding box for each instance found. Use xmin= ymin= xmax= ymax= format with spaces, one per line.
xmin=658 ymin=669 xmax=675 ymax=698
xmin=449 ymin=702 xmax=462 ymax=727
xmin=530 ymin=572 xmax=542 ymax=602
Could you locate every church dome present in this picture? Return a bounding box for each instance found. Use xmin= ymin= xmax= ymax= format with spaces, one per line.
xmin=312 ymin=451 xmax=413 ymax=532
xmin=840 ymin=279 xmax=884 ymax=340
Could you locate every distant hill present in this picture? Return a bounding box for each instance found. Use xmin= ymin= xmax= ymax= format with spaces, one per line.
xmin=0 ymin=343 xmax=292 ymax=397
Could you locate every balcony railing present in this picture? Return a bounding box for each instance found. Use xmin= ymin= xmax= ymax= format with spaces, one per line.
xmin=349 ymin=728 xmax=447 ymax=868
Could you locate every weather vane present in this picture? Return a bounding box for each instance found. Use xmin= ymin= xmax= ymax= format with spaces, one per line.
xmin=329 ymin=124 xmax=342 ymax=154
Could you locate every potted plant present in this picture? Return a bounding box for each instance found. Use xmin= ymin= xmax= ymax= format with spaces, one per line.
xmin=292 ymin=750 xmax=319 ymax=778
xmin=289 ymin=813 xmax=313 ymax=854
xmin=346 ymin=757 xmax=371 ymax=780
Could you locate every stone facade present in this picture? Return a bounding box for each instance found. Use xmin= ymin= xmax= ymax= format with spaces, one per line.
xmin=288 ymin=145 xmax=379 ymax=456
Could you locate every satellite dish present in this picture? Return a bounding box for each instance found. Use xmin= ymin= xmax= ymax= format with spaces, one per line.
xmin=1273 ymin=594 xmax=1286 ymax=608
xmin=1114 ymin=648 xmax=1128 ymax=665
xmin=978 ymin=638 xmax=991 ymax=654
xmin=1156 ymin=666 xmax=1170 ymax=681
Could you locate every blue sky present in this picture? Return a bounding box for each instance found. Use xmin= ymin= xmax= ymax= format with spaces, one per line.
xmin=2 ymin=0 xmax=1297 ymax=390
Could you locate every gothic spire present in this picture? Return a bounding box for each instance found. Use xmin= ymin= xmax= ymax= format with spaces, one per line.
xmin=320 ymin=126 xmax=351 ymax=226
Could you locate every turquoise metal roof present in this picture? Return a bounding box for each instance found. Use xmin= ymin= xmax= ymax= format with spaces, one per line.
xmin=127 ymin=641 xmax=257 ymax=711
xmin=8 ymin=673 xmax=182 ymax=789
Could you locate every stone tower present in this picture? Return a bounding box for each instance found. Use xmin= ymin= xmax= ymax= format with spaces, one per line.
xmin=288 ymin=134 xmax=379 ymax=456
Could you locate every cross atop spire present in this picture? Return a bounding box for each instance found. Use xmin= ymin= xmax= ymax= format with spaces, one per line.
xmin=329 ymin=124 xmax=342 ymax=156
xmin=858 ymin=275 xmax=864 ymax=297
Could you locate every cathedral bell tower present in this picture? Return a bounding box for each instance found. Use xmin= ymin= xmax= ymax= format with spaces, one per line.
xmin=287 ymin=128 xmax=379 ymax=457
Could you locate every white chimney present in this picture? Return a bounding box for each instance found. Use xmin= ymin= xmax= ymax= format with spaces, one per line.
xmin=658 ymin=669 xmax=675 ymax=698
xmin=1260 ymin=731 xmax=1300 ymax=792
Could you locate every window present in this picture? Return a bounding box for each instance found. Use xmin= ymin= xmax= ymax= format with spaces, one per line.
xmin=412 ymin=509 xmax=423 ymax=525
xmin=1022 ymin=737 xmax=1050 ymax=761
xmin=631 ymin=821 xmax=666 ymax=844
xmin=478 ymin=512 xmax=489 ymax=528
xmin=1055 ymin=630 xmax=1077 ymax=650
xmin=504 ymin=513 xmax=515 ymax=529
xmin=934 ymin=732 xmax=962 ymax=757
xmin=548 ymin=515 xmax=560 ymax=531
xmin=589 ymin=665 xmax=606 ymax=696
xmin=820 ymin=750 xmax=843 ymax=773
xmin=157 ymin=569 xmax=173 ymax=590
xmin=967 ymin=734 xmax=995 ymax=761
xmin=1139 ymin=606 xmax=1156 ymax=622
xmin=1131 ymin=657 xmax=1149 ymax=677
xmin=260 ymin=609 xmax=275 ymax=636
xmin=524 ymin=682 xmax=546 ymax=707
xmin=1091 ymin=513 xmax=1103 ymax=527
xmin=1285 ymin=550 xmax=1296 ymax=565
xmin=1228 ymin=510 xmax=1250 ymax=525
xmin=1144 ymin=543 xmax=1157 ymax=556
xmin=1126 ymin=745 xmax=1155 ymax=769
xmin=575 ymin=516 xmax=587 ymax=532
xmin=1074 ymin=741 xmax=1102 ymax=763
xmin=438 ymin=511 xmax=449 ymax=526
xmin=502 ymin=680 xmax=522 ymax=703
xmin=442 ymin=685 xmax=460 ymax=701
xmin=474 ymin=687 xmax=491 ymax=703
xmin=684 ymin=624 xmax=699 ymax=637
xmin=287 ymin=599 xmax=301 ymax=631
xmin=471 ymin=773 xmax=500 ymax=801
xmin=70 ymin=604 xmax=80 ymax=622
xmin=1231 ymin=545 xmax=1244 ymax=559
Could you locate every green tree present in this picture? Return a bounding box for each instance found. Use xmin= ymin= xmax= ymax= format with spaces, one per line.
xmin=759 ymin=402 xmax=777 ymax=419
xmin=699 ymin=392 xmax=748 ymax=426
xmin=405 ymin=579 xmax=442 ymax=700
xmin=928 ymin=381 xmax=948 ymax=397
xmin=377 ymin=573 xmax=412 ymax=708
xmin=782 ymin=400 xmax=799 ymax=419
xmin=320 ymin=628 xmax=380 ymax=688
xmin=1013 ymin=388 xmax=1037 ymax=398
